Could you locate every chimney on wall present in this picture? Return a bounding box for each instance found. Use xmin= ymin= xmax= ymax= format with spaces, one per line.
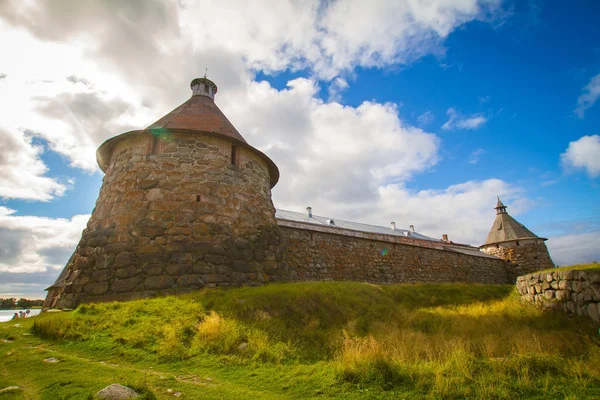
xmin=409 ymin=225 xmax=415 ymax=233
xmin=442 ymin=234 xmax=448 ymax=242
xmin=391 ymin=222 xmax=396 ymax=230
xmin=306 ymin=206 xmax=312 ymax=218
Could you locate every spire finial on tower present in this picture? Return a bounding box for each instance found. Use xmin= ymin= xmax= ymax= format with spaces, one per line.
xmin=204 ymin=68 xmax=207 ymax=79
xmin=495 ymin=197 xmax=507 ymax=214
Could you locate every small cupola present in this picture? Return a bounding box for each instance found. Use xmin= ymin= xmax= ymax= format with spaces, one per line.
xmin=190 ymin=76 xmax=218 ymax=100
xmin=495 ymin=197 xmax=508 ymax=215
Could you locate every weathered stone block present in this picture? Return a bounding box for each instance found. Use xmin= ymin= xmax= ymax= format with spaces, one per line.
xmin=138 ymin=179 xmax=159 ymax=189
xmin=144 ymin=276 xmax=174 ymax=290
xmin=232 ymin=260 xmax=250 ymax=273
xmin=176 ymin=275 xmax=203 ymax=287
xmin=166 ymin=264 xmax=192 ymax=275
xmin=84 ymin=282 xmax=109 ymax=295
xmin=88 ymin=236 xmax=109 ymax=247
xmin=588 ymin=303 xmax=600 ymax=323
xmin=167 ymin=226 xmax=192 ymax=236
xmin=116 ymin=265 xmax=138 ymax=278
xmin=112 ymin=278 xmax=141 ymax=293
xmin=91 ymin=270 xmax=112 ymax=282
xmin=137 ymin=244 xmax=161 ymax=254
xmin=145 ymin=265 xmax=164 ymax=276
xmin=137 ymin=253 xmax=170 ymax=264
xmin=205 ymin=254 xmax=225 ymax=264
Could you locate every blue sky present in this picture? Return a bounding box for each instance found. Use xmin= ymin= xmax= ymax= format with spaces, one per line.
xmin=0 ymin=0 xmax=598 ymax=298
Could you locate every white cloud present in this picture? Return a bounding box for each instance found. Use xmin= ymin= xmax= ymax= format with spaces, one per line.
xmin=560 ymin=135 xmax=600 ymax=178
xmin=441 ymin=107 xmax=488 ymax=130
xmin=547 ymin=232 xmax=600 ymax=266
xmin=417 ymin=111 xmax=435 ymax=125
xmin=0 ymin=207 xmax=89 ymax=273
xmin=469 ymin=148 xmax=486 ymax=164
xmin=0 ymin=0 xmax=504 ymax=80
xmin=0 ymin=127 xmax=67 ymax=201
xmin=574 ymin=73 xmax=600 ymax=118
xmin=370 ymin=178 xmax=530 ymax=245
xmin=0 ymin=0 xmax=506 ymax=173
xmin=221 ymin=78 xmax=440 ymax=208
xmin=328 ymin=77 xmax=349 ymax=102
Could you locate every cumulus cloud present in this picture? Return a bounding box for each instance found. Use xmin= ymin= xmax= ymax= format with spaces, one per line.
xmin=547 ymin=232 xmax=600 ymax=266
xmin=0 ymin=0 xmax=507 ymax=174
xmin=0 ymin=0 xmax=504 ymax=80
xmin=0 ymin=127 xmax=67 ymax=201
xmin=327 ymin=77 xmax=349 ymax=102
xmin=574 ymin=73 xmax=600 ymax=118
xmin=370 ymin=178 xmax=531 ymax=245
xmin=32 ymin=91 xmax=140 ymax=171
xmin=560 ymin=135 xmax=600 ymax=178
xmin=0 ymin=207 xmax=89 ymax=273
xmin=222 ymin=78 xmax=440 ymax=208
xmin=441 ymin=107 xmax=488 ymax=131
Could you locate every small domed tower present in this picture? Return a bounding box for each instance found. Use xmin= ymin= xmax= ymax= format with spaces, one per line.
xmin=45 ymin=77 xmax=287 ymax=309
xmin=480 ymin=198 xmax=554 ymax=281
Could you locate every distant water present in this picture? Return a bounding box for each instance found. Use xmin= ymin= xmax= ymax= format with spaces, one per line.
xmin=0 ymin=309 xmax=42 ymax=322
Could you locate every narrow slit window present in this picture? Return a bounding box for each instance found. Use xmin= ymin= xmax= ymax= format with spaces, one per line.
xmin=231 ymin=145 xmax=239 ymax=166
xmin=196 ymin=195 xmax=201 ymax=202
xmin=204 ymin=84 xmax=209 ymax=93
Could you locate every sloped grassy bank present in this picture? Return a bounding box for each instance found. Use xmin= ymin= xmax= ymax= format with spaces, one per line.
xmin=2 ymin=281 xmax=600 ymax=399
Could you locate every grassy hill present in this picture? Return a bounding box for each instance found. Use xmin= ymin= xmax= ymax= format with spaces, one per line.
xmin=1 ymin=277 xmax=599 ymax=399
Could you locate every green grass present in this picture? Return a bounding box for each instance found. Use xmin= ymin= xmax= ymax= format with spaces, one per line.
xmin=1 ymin=281 xmax=599 ymax=399
xmin=542 ymin=262 xmax=600 ymax=273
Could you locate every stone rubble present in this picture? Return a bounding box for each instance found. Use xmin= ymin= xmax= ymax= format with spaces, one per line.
xmin=516 ymin=269 xmax=600 ymax=324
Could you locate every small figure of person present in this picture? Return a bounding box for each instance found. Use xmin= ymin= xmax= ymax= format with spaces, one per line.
xmin=26 ymin=310 xmax=30 ymax=316
xmin=11 ymin=313 xmax=18 ymax=320
xmin=18 ymin=311 xmax=24 ymax=318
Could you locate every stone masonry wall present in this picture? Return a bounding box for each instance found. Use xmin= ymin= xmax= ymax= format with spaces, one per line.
xmin=48 ymin=132 xmax=287 ymax=309
xmin=516 ymin=269 xmax=600 ymax=324
xmin=280 ymin=226 xmax=510 ymax=284
xmin=481 ymin=239 xmax=554 ymax=282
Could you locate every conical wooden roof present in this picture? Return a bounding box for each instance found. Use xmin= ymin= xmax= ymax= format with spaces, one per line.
xmin=96 ymin=77 xmax=280 ymax=187
xmin=482 ymin=198 xmax=543 ymax=245
xmin=146 ymin=92 xmax=247 ymax=143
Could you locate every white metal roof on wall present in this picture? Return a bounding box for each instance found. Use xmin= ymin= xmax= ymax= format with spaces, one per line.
xmin=275 ymin=209 xmax=441 ymax=242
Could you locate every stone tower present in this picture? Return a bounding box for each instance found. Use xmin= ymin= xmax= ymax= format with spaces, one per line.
xmin=480 ymin=198 xmax=554 ymax=281
xmin=44 ymin=77 xmax=287 ymax=309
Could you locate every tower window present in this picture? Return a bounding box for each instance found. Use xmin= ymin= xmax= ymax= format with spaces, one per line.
xmin=196 ymin=195 xmax=201 ymax=202
xmin=204 ymin=84 xmax=210 ymax=93
xmin=516 ymin=241 xmax=520 ymax=246
xmin=231 ymin=145 xmax=239 ymax=166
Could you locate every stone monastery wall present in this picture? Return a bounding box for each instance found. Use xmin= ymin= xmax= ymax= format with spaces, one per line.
xmin=516 ymin=269 xmax=600 ymax=324
xmin=481 ymin=239 xmax=554 ymax=282
xmin=279 ymin=224 xmax=510 ymax=285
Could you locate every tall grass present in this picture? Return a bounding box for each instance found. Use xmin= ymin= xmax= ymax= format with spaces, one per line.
xmin=31 ymin=281 xmax=600 ymax=398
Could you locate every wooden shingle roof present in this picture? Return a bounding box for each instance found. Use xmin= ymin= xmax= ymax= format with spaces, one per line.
xmin=482 ymin=198 xmax=544 ymax=245
xmin=146 ymin=93 xmax=248 ymax=143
